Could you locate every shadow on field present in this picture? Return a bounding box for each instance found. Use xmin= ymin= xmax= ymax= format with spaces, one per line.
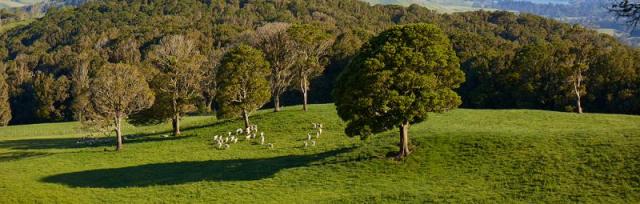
xmin=0 ymin=135 xmax=194 ymax=150
xmin=41 ymin=148 xmax=353 ymax=188
xmin=0 ymin=151 xmax=50 ymax=162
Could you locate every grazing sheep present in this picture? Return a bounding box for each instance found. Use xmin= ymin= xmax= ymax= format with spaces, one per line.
xmin=233 ymin=137 xmax=239 ymax=143
xmin=214 ymin=135 xmax=219 ymax=141
xmin=307 ymin=133 xmax=312 ymax=141
xmin=316 ymin=132 xmax=320 ymax=139
xmin=268 ymin=143 xmax=274 ymax=149
xmin=304 ymin=141 xmax=308 ymax=148
xmin=319 ymin=123 xmax=323 ymax=129
xmin=236 ymin=128 xmax=244 ymax=135
xmin=225 ymin=137 xmax=229 ymax=143
xmin=312 ymin=123 xmax=318 ymax=129
xmin=217 ymin=142 xmax=223 ymax=149
xmin=245 ymin=135 xmax=252 ymax=140
xmin=260 ymin=134 xmax=265 ymax=145
xmin=228 ymin=132 xmax=232 ymax=137
xmin=318 ymin=128 xmax=323 ymax=135
xmin=224 ymin=144 xmax=230 ymax=149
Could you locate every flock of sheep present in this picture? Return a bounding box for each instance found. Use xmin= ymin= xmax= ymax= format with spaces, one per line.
xmin=213 ymin=123 xmax=324 ymax=150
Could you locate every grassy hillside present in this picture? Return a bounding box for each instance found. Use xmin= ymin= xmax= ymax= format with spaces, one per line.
xmin=0 ymin=0 xmax=45 ymax=8
xmin=0 ymin=104 xmax=639 ymax=203
xmin=363 ymin=0 xmax=484 ymax=13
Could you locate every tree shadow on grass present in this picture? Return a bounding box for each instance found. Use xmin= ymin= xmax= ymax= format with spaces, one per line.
xmin=0 ymin=135 xmax=194 ymax=150
xmin=41 ymin=148 xmax=353 ymax=188
xmin=0 ymin=151 xmax=51 ymax=162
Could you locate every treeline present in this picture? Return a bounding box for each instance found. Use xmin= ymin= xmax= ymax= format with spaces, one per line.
xmin=0 ymin=0 xmax=639 ymax=126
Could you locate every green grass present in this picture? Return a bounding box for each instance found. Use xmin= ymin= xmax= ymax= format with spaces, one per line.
xmin=0 ymin=104 xmax=639 ymax=203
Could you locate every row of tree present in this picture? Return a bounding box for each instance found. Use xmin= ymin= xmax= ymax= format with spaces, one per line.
xmin=1 ymin=0 xmax=640 ymax=127
xmin=85 ymin=42 xmax=275 ymax=150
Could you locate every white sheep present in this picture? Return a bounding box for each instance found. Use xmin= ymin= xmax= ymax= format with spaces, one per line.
xmin=245 ymin=134 xmax=252 ymax=140
xmin=214 ymin=135 xmax=219 ymax=141
xmin=312 ymin=123 xmax=318 ymax=129
xmin=316 ymin=132 xmax=320 ymax=139
xmin=304 ymin=141 xmax=308 ymax=148
xmin=319 ymin=123 xmax=323 ymax=129
xmin=260 ymin=134 xmax=265 ymax=145
xmin=307 ymin=133 xmax=312 ymax=141
xmin=268 ymin=143 xmax=274 ymax=149
xmin=228 ymin=132 xmax=232 ymax=137
xmin=236 ymin=128 xmax=243 ymax=135
xmin=233 ymin=137 xmax=239 ymax=143
xmin=225 ymin=137 xmax=229 ymax=143
xmin=318 ymin=128 xmax=323 ymax=135
xmin=224 ymin=144 xmax=230 ymax=149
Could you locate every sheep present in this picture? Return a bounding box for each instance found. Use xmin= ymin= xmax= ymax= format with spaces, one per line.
xmin=228 ymin=132 xmax=232 ymax=137
xmin=214 ymin=135 xmax=219 ymax=141
xmin=245 ymin=134 xmax=252 ymax=140
xmin=225 ymin=137 xmax=229 ymax=143
xmin=312 ymin=123 xmax=318 ymax=129
xmin=217 ymin=142 xmax=223 ymax=149
xmin=267 ymin=143 xmax=274 ymax=149
xmin=224 ymin=144 xmax=230 ymax=149
xmin=236 ymin=128 xmax=243 ymax=135
xmin=259 ymin=132 xmax=264 ymax=139
xmin=246 ymin=127 xmax=252 ymax=135
xmin=318 ymin=128 xmax=323 ymax=135
xmin=311 ymin=140 xmax=316 ymax=146
xmin=307 ymin=133 xmax=312 ymax=141
xmin=316 ymin=132 xmax=320 ymax=139
xmin=304 ymin=141 xmax=308 ymax=148
xmin=260 ymin=134 xmax=265 ymax=145
xmin=233 ymin=137 xmax=239 ymax=143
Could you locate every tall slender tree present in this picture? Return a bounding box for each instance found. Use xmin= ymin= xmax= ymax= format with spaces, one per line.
xmin=288 ymin=24 xmax=334 ymax=111
xmin=334 ymin=24 xmax=465 ymax=159
xmin=87 ymin=63 xmax=154 ymax=151
xmin=216 ymin=45 xmax=271 ymax=129
xmin=256 ymin=22 xmax=297 ymax=112
xmin=0 ymin=64 xmax=11 ymax=126
xmin=148 ymin=35 xmax=206 ymax=136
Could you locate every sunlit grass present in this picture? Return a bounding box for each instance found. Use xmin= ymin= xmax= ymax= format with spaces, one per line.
xmin=0 ymin=104 xmax=639 ymax=203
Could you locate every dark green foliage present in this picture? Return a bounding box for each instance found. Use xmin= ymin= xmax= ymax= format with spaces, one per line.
xmin=0 ymin=0 xmax=639 ymax=125
xmin=216 ymin=45 xmax=271 ymax=127
xmin=335 ymin=24 xmax=464 ymax=158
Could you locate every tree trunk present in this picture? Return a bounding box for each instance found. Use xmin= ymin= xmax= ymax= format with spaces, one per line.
xmin=301 ymin=76 xmax=308 ymax=112
xmin=115 ymin=115 xmax=123 ymax=151
xmin=397 ymin=120 xmax=411 ymax=159
xmin=303 ymin=90 xmax=308 ymax=112
xmin=573 ymin=73 xmax=584 ymax=114
xmin=274 ymin=95 xmax=281 ymax=112
xmin=242 ymin=109 xmax=250 ymax=129
xmin=172 ymin=113 xmax=181 ymax=136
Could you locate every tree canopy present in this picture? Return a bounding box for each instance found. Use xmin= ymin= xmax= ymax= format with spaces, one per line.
xmin=334 ymin=24 xmax=465 ymax=158
xmin=216 ymin=44 xmax=271 ymax=128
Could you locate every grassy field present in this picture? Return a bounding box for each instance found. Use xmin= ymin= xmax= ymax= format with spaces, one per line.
xmin=0 ymin=104 xmax=639 ymax=203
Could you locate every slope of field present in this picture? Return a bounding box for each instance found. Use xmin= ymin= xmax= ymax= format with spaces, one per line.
xmin=0 ymin=0 xmax=44 ymax=8
xmin=0 ymin=104 xmax=639 ymax=203
xmin=363 ymin=0 xmax=484 ymax=13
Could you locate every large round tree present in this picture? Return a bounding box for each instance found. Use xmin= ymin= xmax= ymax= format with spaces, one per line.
xmin=334 ymin=24 xmax=465 ymax=159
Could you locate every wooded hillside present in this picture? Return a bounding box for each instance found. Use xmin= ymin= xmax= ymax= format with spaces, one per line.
xmin=1 ymin=0 xmax=639 ymax=124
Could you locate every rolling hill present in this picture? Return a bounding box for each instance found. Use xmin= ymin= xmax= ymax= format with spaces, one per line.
xmin=0 ymin=104 xmax=639 ymax=202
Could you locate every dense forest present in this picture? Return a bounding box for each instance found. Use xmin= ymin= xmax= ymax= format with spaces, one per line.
xmin=0 ymin=0 xmax=639 ymax=125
